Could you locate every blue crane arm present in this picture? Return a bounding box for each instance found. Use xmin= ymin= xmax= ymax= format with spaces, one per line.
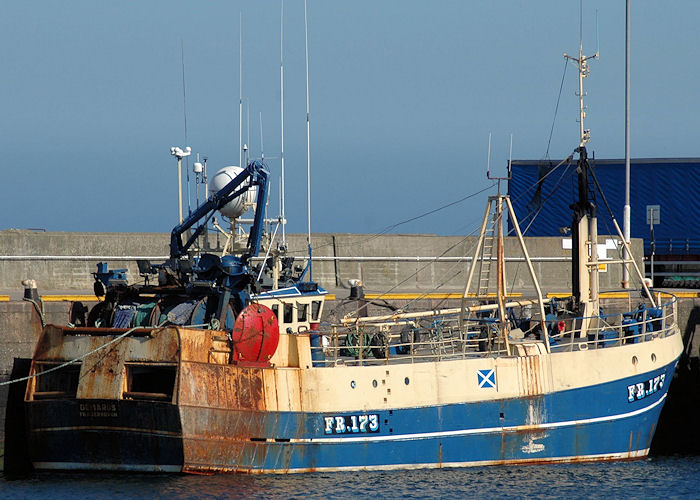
xmin=169 ymin=160 xmax=269 ymax=262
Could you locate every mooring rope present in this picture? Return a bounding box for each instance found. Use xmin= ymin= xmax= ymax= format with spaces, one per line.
xmin=0 ymin=321 xmax=211 ymax=387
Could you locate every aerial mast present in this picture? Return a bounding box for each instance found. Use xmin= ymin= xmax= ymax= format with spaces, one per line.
xmin=563 ymin=4 xmax=599 ymax=321
xmin=239 ymin=12 xmax=243 ymax=169
xmin=304 ymin=0 xmax=313 ymax=281
xmin=280 ymin=0 xmax=287 ymax=249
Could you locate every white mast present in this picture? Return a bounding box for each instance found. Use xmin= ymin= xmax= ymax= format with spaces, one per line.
xmin=304 ymin=0 xmax=312 ymax=279
xmin=259 ymin=112 xmax=264 ymax=161
xmin=564 ymin=4 xmax=600 ymax=326
xmin=623 ymin=0 xmax=631 ymax=287
xmin=280 ymin=0 xmax=287 ymax=248
xmin=239 ymin=12 xmax=243 ymax=169
xmin=246 ymin=100 xmax=250 ymax=166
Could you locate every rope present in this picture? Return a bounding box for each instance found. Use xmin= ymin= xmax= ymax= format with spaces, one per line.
xmin=23 ymin=298 xmax=46 ymax=327
xmin=0 ymin=321 xmax=211 ymax=387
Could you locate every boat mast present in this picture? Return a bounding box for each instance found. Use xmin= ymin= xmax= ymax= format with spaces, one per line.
xmin=623 ymin=0 xmax=631 ymax=288
xmin=564 ymin=13 xmax=599 ymax=323
xmin=280 ymin=0 xmax=287 ymax=249
xmin=239 ymin=12 xmax=243 ymax=170
xmin=304 ymin=0 xmax=313 ymax=281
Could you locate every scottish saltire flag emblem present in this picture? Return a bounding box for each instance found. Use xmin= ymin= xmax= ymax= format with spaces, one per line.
xmin=477 ymin=369 xmax=496 ymax=388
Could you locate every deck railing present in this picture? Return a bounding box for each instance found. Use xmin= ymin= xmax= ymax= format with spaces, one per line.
xmin=548 ymin=292 xmax=678 ymax=352
xmin=313 ymin=292 xmax=678 ymax=366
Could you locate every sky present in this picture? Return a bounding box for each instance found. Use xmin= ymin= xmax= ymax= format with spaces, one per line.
xmin=2 ymin=1 xmax=700 ymax=237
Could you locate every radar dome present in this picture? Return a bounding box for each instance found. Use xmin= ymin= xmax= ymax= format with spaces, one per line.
xmin=209 ymin=166 xmax=257 ymax=219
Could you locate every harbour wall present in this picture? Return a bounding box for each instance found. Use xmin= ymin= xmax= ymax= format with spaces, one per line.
xmin=0 ymin=229 xmax=642 ymax=296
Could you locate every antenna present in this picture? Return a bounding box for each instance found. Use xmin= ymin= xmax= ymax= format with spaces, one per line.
xmin=180 ymin=40 xmax=191 ymax=216
xmin=565 ymin=0 xmax=599 ymax=147
xmin=259 ymin=112 xmax=264 ymax=162
xmin=280 ymin=0 xmax=287 ymax=248
xmin=486 ymin=134 xmax=512 ymax=195
xmin=595 ymin=9 xmax=600 ymax=58
xmin=193 ymin=153 xmax=202 ymax=207
xmin=246 ymin=100 xmax=250 ymax=166
xmin=203 ymin=157 xmax=209 ymax=200
xmin=579 ymin=0 xmax=583 ymax=52
xmin=239 ymin=12 xmax=243 ymax=168
xmin=486 ymin=132 xmax=492 ymax=178
xmin=508 ymin=133 xmax=513 ymax=177
xmin=304 ymin=0 xmax=313 ymax=281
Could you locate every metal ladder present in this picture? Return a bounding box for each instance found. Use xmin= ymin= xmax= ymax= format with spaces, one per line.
xmin=476 ymin=200 xmax=500 ymax=297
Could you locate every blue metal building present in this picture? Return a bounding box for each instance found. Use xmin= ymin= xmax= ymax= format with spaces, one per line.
xmin=508 ymin=158 xmax=700 ymax=257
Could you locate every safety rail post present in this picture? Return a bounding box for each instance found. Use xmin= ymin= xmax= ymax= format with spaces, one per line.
xmin=661 ymin=300 xmax=667 ymax=337
xmin=618 ymin=315 xmax=623 ymax=344
xmin=331 ymin=326 xmax=338 ymax=364
xmin=673 ymin=298 xmax=678 ymax=338
xmin=594 ymin=320 xmax=599 ymax=349
xmin=411 ymin=330 xmax=415 ymax=364
xmin=384 ymin=328 xmax=390 ymax=365
xmin=357 ymin=324 xmax=364 ymax=366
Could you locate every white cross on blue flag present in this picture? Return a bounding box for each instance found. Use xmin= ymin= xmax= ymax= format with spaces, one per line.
xmin=477 ymin=369 xmax=496 ymax=388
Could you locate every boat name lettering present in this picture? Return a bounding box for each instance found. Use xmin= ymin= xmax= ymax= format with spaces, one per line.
xmin=627 ymin=374 xmax=665 ymax=403
xmin=323 ymin=414 xmax=380 ymax=434
xmin=79 ymin=402 xmax=118 ymax=418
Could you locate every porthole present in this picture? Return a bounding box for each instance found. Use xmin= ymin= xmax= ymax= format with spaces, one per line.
xmin=651 ymin=353 xmax=657 ymax=363
xmin=372 ymin=379 xmax=378 ymax=388
xmin=404 ymin=377 xmax=410 ymax=385
xmin=350 ymin=380 xmax=356 ymax=389
xmin=632 ymin=356 xmax=638 ymax=366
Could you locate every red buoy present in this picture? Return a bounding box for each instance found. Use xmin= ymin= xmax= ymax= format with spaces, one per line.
xmin=231 ymin=303 xmax=280 ymax=366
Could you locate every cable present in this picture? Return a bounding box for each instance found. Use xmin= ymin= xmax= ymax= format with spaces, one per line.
xmin=0 ymin=321 xmax=210 ymax=387
xmin=545 ymin=60 xmax=569 ymax=160
xmin=336 ymin=229 xmax=480 ymax=320
xmin=285 ymin=182 xmax=497 ymax=256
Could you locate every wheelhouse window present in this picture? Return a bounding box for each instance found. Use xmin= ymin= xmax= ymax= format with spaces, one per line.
xmin=283 ymin=303 xmax=293 ymax=323
xmin=272 ymin=304 xmax=279 ymax=319
xmin=297 ymin=302 xmax=308 ymax=323
xmin=311 ymin=300 xmax=322 ymax=321
xmin=32 ymin=362 xmax=81 ymax=399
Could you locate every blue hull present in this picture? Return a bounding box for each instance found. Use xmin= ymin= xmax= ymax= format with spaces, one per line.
xmin=27 ymin=358 xmax=678 ymax=473
xmin=180 ymin=360 xmax=678 ymax=472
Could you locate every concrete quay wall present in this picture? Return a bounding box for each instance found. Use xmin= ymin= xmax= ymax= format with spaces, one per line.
xmin=0 ymin=229 xmax=643 ymax=297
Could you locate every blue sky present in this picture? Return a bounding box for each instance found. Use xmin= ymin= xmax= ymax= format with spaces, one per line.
xmin=2 ymin=1 xmax=699 ymax=235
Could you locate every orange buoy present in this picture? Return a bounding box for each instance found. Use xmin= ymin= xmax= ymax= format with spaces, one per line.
xmin=231 ymin=303 xmax=280 ymax=366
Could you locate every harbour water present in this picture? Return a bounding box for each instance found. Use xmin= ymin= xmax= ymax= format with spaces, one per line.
xmin=2 ymin=456 xmax=699 ymax=499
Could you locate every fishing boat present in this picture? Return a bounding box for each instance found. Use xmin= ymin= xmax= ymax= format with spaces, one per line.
xmin=21 ymin=41 xmax=682 ymax=473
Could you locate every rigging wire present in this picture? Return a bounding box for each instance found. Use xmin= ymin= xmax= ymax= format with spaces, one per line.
xmin=517 ymin=160 xmax=576 ymax=235
xmin=335 ymin=229 xmax=480 ymax=320
xmin=544 ymin=60 xmax=569 ymax=160
xmin=287 ymin=182 xmax=497 ymax=257
xmin=504 ymin=155 xmax=574 ymax=237
xmin=587 ymin=164 xmax=645 ymax=287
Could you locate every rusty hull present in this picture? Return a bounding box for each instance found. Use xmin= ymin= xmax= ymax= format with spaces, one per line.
xmin=25 ymin=324 xmax=309 ymax=473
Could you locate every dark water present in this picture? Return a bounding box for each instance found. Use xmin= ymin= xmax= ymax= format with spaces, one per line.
xmin=2 ymin=457 xmax=699 ymax=499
